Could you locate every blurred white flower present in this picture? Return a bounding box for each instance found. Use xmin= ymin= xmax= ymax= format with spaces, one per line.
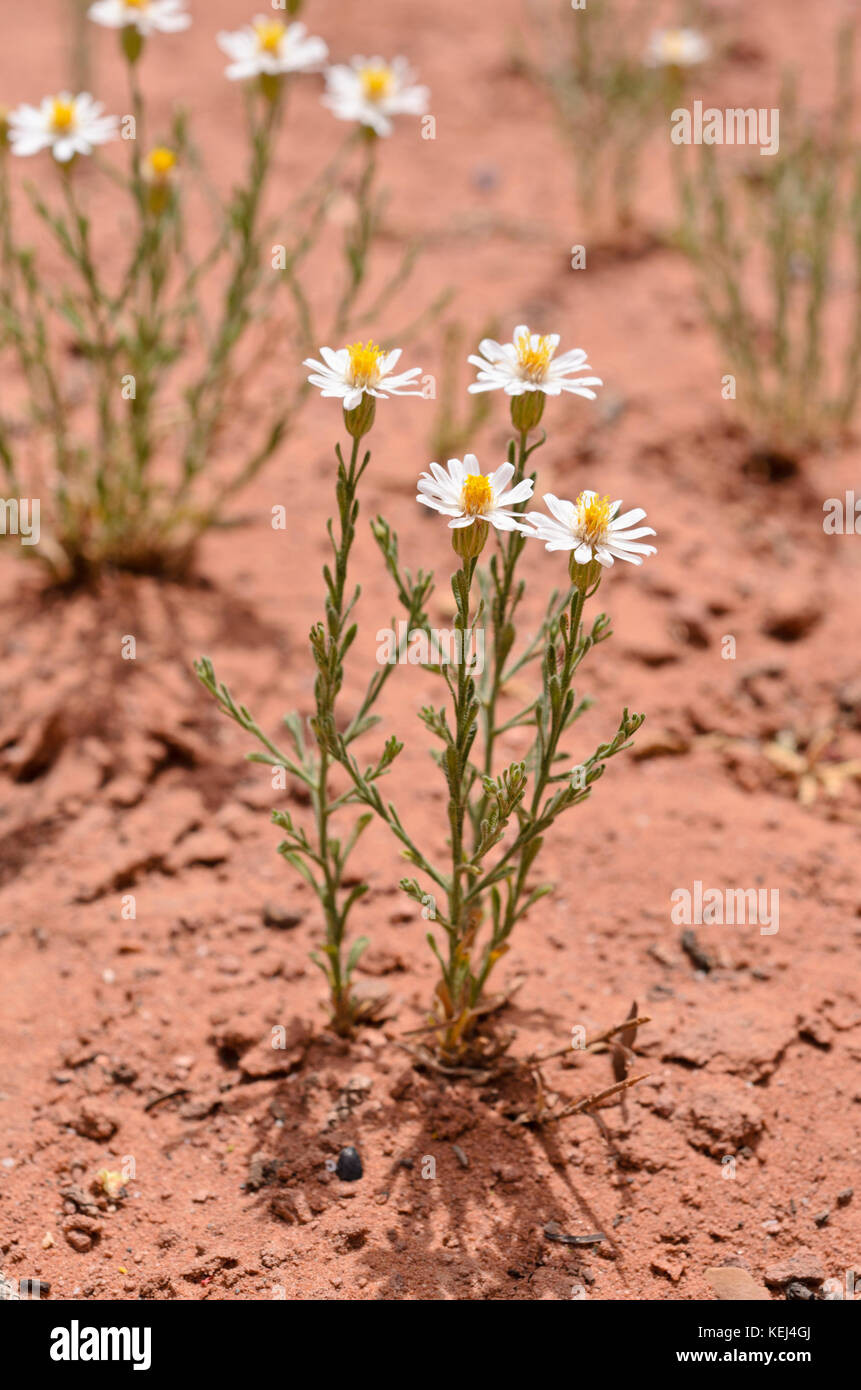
xmin=417 ymin=455 xmax=534 ymax=532
xmin=645 ymin=28 xmax=709 ymax=68
xmin=7 ymin=93 xmax=119 ymax=163
xmin=217 ymin=18 xmax=328 ymax=81
xmin=304 ymin=342 xmax=423 ymax=410
xmin=322 ymin=57 xmax=429 ymax=136
xmin=468 ymin=325 xmax=602 ymax=400
xmin=88 ymin=0 xmax=191 ymax=36
xmin=523 ymin=492 xmax=656 ymax=567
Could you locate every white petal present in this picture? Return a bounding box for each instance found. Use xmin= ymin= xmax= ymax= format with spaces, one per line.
xmin=609 ymin=508 xmax=646 ymax=530
xmin=488 ymin=461 xmax=514 ymax=493
xmin=495 ymin=478 xmax=534 ymax=508
xmin=543 ymin=494 xmax=576 ymax=527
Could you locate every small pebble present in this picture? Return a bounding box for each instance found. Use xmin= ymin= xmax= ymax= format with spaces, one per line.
xmin=335 ymin=1146 xmax=363 ymax=1182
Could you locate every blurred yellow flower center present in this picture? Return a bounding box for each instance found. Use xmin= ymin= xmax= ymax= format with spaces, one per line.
xmin=515 ymin=331 xmax=554 ymax=381
xmin=347 ymin=341 xmax=385 ymax=387
xmin=254 ymin=20 xmax=285 ymax=53
xmin=51 ymin=99 xmax=76 ymax=132
xmin=125 ymin=0 xmax=148 ymax=9
xmin=462 ymin=474 xmax=493 ymax=516
xmin=576 ymin=492 xmax=612 ymax=541
xmin=147 ymin=147 xmax=176 ymax=178
xmin=360 ymin=66 xmax=394 ymax=101
xmin=661 ymin=30 xmax=688 ymax=61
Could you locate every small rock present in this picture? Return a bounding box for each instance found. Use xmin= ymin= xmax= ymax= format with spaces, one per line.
xmin=262 ymin=903 xmax=303 ymax=930
xmin=350 ymin=978 xmax=395 ymax=1022
xmin=680 ymin=930 xmax=716 ymax=973
xmin=63 ymin=1216 xmax=101 ymax=1253
xmin=332 ymin=1221 xmax=368 ymax=1253
xmin=246 ymin=1152 xmax=279 ymax=1192
xmin=765 ymin=1249 xmax=825 ymax=1289
xmin=335 ymin=1147 xmax=363 ymax=1182
xmin=631 ymin=728 xmax=689 ymax=760
xmin=706 ymin=1266 xmax=771 ymax=1301
xmin=71 ymin=1105 xmax=117 ymax=1142
xmin=181 ymin=1252 xmax=238 ymax=1284
xmin=836 ymin=1188 xmax=854 ymax=1208
xmin=108 ymin=1061 xmax=138 ymax=1085
xmin=271 ymin=1189 xmax=314 ymax=1224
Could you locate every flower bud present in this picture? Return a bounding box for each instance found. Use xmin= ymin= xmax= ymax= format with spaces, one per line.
xmin=344 ymin=394 xmax=376 ymax=439
xmin=122 ymin=27 xmax=144 ymax=65
xmin=260 ymin=72 xmax=281 ymax=104
xmin=568 ymin=554 xmax=602 ymax=596
xmin=452 ymin=519 xmax=488 ymax=561
xmin=510 ymin=389 xmax=545 ymax=434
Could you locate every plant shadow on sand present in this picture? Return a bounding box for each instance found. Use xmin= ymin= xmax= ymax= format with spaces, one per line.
xmin=235 ymin=1008 xmax=641 ymax=1300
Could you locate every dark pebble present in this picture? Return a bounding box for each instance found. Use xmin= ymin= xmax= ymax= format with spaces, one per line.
xmin=262 ymin=903 xmax=303 ymax=930
xmin=335 ymin=1146 xmax=363 ymax=1182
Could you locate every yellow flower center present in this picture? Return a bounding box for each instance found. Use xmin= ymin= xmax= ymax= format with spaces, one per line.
xmin=461 ymin=474 xmax=493 ymax=516
xmin=661 ymin=30 xmax=688 ymax=62
xmin=360 ymin=66 xmax=394 ymax=102
xmin=515 ymin=330 xmax=554 ymax=381
xmin=347 ymin=341 xmax=385 ymax=388
xmin=147 ymin=146 xmax=176 ymax=178
xmin=51 ymin=99 xmax=76 ymax=133
xmin=125 ymin=0 xmax=148 ymax=9
xmin=576 ymin=492 xmax=612 ymax=543
xmin=254 ymin=19 xmax=286 ymax=53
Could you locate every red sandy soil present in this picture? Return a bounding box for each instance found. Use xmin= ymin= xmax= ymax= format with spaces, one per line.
xmin=1 ymin=0 xmax=860 ymax=1301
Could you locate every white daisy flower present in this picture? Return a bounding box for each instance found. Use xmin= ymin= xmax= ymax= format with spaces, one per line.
xmin=523 ymin=492 xmax=656 ymax=568
xmin=87 ymin=0 xmax=191 ymax=36
xmin=468 ymin=325 xmax=602 ymax=401
xmin=644 ymin=28 xmax=710 ymax=68
xmin=7 ymin=93 xmax=119 ymax=163
xmin=304 ymin=341 xmax=423 ymax=411
xmin=416 ymin=455 xmax=534 ymax=534
xmin=217 ymin=18 xmax=328 ymax=81
xmin=322 ymin=57 xmax=429 ymax=137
